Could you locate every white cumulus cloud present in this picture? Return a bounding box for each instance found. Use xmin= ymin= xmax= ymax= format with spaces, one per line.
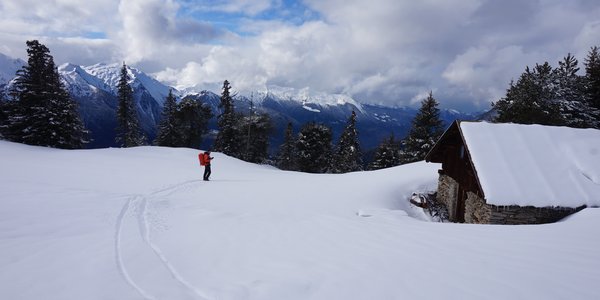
xmin=1 ymin=0 xmax=600 ymax=111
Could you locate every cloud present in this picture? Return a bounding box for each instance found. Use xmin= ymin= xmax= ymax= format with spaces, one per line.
xmin=0 ymin=0 xmax=223 ymax=69
xmin=442 ymin=45 xmax=544 ymax=107
xmin=2 ymin=0 xmax=600 ymax=111
xmin=153 ymin=0 xmax=600 ymax=110
xmin=0 ymin=0 xmax=121 ymax=64
xmin=158 ymin=0 xmax=487 ymax=107
xmin=48 ymin=38 xmax=118 ymax=66
xmin=574 ymin=21 xmax=600 ymax=59
xmin=202 ymin=0 xmax=275 ymax=16
xmin=0 ymin=0 xmax=119 ymax=36
xmin=117 ymin=0 xmax=220 ymax=65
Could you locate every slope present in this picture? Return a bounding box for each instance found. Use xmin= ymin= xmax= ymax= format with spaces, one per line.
xmin=0 ymin=141 xmax=599 ymax=300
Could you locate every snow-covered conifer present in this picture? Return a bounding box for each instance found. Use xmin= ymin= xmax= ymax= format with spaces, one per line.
xmin=277 ymin=122 xmax=297 ymax=170
xmin=494 ymin=62 xmax=563 ymax=125
xmin=296 ymin=122 xmax=332 ymax=173
xmin=214 ymin=80 xmax=240 ymax=155
xmin=115 ymin=62 xmax=146 ymax=147
xmin=400 ymin=92 xmax=444 ymax=164
xmin=369 ymin=135 xmax=401 ymax=170
xmin=172 ymin=96 xmax=212 ymax=148
xmin=3 ymin=40 xmax=88 ymax=148
xmin=239 ymin=108 xmax=272 ymax=163
xmin=155 ymin=89 xmax=179 ymax=146
xmin=554 ymin=54 xmax=599 ymax=128
xmin=584 ymin=46 xmax=600 ymax=127
xmin=332 ymin=111 xmax=363 ymax=173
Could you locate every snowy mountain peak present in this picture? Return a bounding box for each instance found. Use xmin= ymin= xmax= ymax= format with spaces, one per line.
xmin=58 ymin=62 xmax=80 ymax=73
xmin=180 ymin=84 xmax=365 ymax=113
xmin=253 ymin=85 xmax=365 ymax=113
xmin=58 ymin=63 xmax=112 ymax=97
xmin=82 ymin=63 xmax=170 ymax=104
xmin=0 ymin=53 xmax=25 ymax=85
xmin=82 ymin=63 xmax=128 ymax=93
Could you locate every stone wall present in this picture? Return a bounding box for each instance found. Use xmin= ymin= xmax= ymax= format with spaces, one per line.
xmin=463 ymin=191 xmax=579 ymax=224
xmin=437 ymin=173 xmax=581 ymax=224
xmin=437 ymin=174 xmax=458 ymax=222
xmin=464 ymin=191 xmax=490 ymax=224
xmin=488 ymin=205 xmax=582 ymax=225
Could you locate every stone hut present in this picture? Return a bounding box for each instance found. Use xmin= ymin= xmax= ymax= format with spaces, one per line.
xmin=425 ymin=121 xmax=600 ymax=224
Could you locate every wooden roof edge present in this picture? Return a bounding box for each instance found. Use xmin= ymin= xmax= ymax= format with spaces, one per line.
xmin=424 ymin=119 xmax=487 ymax=199
xmin=455 ymin=121 xmax=486 ymax=200
xmin=424 ymin=120 xmax=461 ymax=163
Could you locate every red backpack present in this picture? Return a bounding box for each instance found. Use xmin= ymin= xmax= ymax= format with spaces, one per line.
xmin=199 ymin=153 xmax=207 ymax=166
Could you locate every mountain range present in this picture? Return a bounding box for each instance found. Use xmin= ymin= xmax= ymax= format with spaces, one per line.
xmin=0 ymin=53 xmax=479 ymax=152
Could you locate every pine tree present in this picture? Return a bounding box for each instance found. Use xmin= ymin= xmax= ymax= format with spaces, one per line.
xmin=276 ymin=122 xmax=297 ymax=170
xmin=584 ymin=46 xmax=600 ymax=127
xmin=115 ymin=62 xmax=145 ymax=147
xmin=368 ymin=135 xmax=401 ymax=170
xmin=494 ymin=62 xmax=563 ymax=125
xmin=173 ymin=97 xmax=212 ymax=148
xmin=155 ymin=89 xmax=179 ymax=146
xmin=214 ymin=80 xmax=240 ymax=156
xmin=332 ymin=111 xmax=363 ymax=173
xmin=0 ymin=94 xmax=8 ymax=139
xmin=239 ymin=108 xmax=273 ymax=163
xmin=296 ymin=122 xmax=333 ymax=173
xmin=44 ymin=59 xmax=89 ymax=149
xmin=400 ymin=92 xmax=444 ymax=164
xmin=554 ymin=53 xmax=599 ymax=128
xmin=4 ymin=40 xmax=49 ymax=144
xmin=2 ymin=40 xmax=88 ymax=148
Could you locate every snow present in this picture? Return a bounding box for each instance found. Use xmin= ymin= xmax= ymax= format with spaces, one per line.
xmin=1 ymin=140 xmax=599 ymax=299
xmin=460 ymin=122 xmax=600 ymax=208
xmin=302 ymin=105 xmax=321 ymax=113
xmin=0 ymin=53 xmax=25 ymax=85
xmin=83 ymin=63 xmax=171 ymax=104
xmin=258 ymin=85 xmax=365 ymax=112
xmin=59 ymin=63 xmax=111 ymax=97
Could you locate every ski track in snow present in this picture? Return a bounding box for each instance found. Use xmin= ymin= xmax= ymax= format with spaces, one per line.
xmin=115 ymin=196 xmax=157 ymax=300
xmin=115 ymin=180 xmax=211 ymax=300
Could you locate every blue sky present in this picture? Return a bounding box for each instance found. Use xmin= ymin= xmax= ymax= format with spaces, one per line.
xmin=1 ymin=0 xmax=599 ymax=111
xmin=178 ymin=0 xmax=322 ymax=34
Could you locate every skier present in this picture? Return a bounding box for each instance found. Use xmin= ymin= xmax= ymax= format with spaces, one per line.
xmin=199 ymin=151 xmax=214 ymax=181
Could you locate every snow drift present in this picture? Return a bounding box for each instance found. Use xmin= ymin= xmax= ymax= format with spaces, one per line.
xmin=0 ymin=141 xmax=599 ymax=300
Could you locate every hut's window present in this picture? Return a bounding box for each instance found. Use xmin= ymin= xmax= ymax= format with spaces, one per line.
xmin=459 ymin=145 xmax=465 ymax=159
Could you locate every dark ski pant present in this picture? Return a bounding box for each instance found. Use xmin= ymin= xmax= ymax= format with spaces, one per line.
xmin=203 ymin=165 xmax=211 ymax=181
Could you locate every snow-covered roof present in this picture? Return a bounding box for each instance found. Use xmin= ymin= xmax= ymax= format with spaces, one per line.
xmin=460 ymin=122 xmax=600 ymax=208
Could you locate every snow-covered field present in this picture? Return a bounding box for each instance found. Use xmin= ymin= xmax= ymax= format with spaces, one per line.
xmin=1 ymin=141 xmax=599 ymax=300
